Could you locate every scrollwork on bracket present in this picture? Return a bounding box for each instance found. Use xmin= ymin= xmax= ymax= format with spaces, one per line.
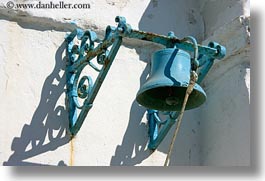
xmin=66 ymin=28 xmax=102 ymax=134
xmin=65 ymin=18 xmax=124 ymax=136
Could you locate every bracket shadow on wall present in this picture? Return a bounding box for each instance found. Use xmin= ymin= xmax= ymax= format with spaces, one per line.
xmin=65 ymin=16 xmax=226 ymax=150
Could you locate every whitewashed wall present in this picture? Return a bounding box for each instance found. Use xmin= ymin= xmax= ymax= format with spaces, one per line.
xmin=0 ymin=0 xmax=250 ymax=166
xmin=198 ymin=0 xmax=250 ymax=166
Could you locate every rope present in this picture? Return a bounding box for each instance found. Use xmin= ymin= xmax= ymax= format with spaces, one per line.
xmin=164 ymin=71 xmax=198 ymax=166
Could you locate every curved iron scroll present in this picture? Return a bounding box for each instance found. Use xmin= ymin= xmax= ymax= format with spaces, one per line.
xmin=65 ymin=17 xmax=131 ymax=135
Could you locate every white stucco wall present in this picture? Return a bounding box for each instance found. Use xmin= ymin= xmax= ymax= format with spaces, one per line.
xmin=0 ymin=0 xmax=250 ymax=166
xmin=199 ymin=0 xmax=250 ymax=38
xmin=199 ymin=15 xmax=250 ymax=166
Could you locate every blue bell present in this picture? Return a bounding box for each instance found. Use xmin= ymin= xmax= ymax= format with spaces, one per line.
xmin=136 ymin=48 xmax=206 ymax=111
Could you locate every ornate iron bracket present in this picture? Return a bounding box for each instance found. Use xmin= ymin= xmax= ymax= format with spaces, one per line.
xmin=65 ymin=16 xmax=226 ymax=149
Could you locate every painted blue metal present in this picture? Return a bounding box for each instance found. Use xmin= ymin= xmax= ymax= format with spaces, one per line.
xmin=146 ymin=42 xmax=226 ymax=150
xmin=65 ymin=16 xmax=226 ymax=151
xmin=136 ymin=48 xmax=207 ymax=111
xmin=66 ymin=27 xmax=123 ymax=135
xmin=142 ymin=37 xmax=200 ymax=150
xmin=148 ymin=110 xmax=179 ymax=150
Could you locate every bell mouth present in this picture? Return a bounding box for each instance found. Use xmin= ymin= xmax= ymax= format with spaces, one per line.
xmin=136 ymin=85 xmax=206 ymax=111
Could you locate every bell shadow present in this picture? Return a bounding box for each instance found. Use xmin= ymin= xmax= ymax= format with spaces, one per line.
xmin=110 ymin=45 xmax=161 ymax=166
xmin=110 ymin=1 xmax=178 ymax=165
xmin=3 ymin=42 xmax=71 ymax=166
